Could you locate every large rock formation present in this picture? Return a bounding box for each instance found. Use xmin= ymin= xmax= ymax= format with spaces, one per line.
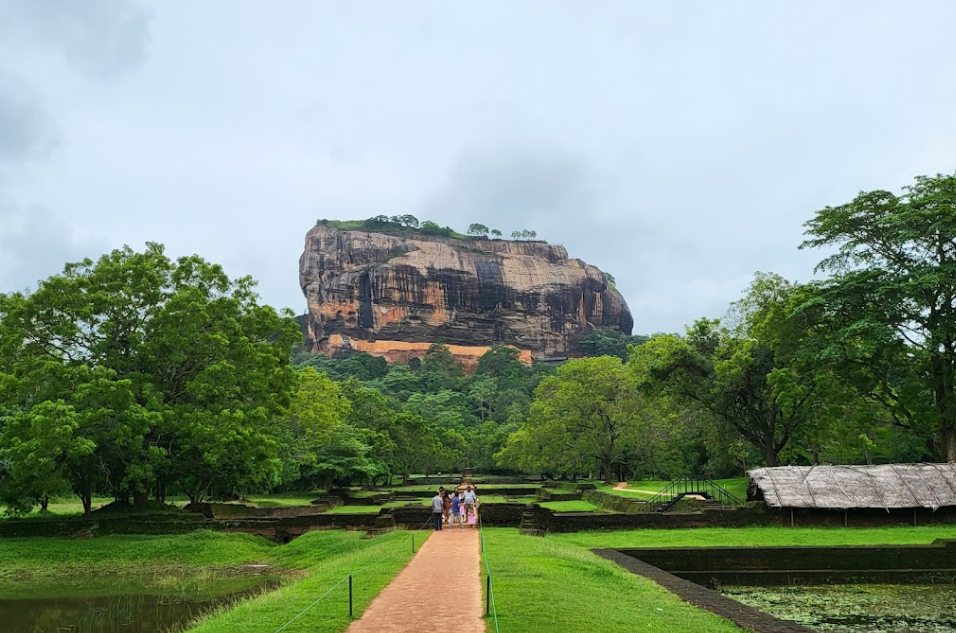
xmin=298 ymin=225 xmax=633 ymax=363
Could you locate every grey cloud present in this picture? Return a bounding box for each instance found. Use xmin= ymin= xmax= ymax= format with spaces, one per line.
xmin=0 ymin=72 xmax=58 ymax=165
xmin=424 ymin=146 xmax=595 ymax=236
xmin=0 ymin=204 xmax=103 ymax=292
xmin=0 ymin=0 xmax=150 ymax=78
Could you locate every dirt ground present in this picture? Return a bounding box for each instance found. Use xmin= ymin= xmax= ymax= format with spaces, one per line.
xmin=346 ymin=527 xmax=484 ymax=633
xmin=615 ymin=481 xmax=661 ymax=495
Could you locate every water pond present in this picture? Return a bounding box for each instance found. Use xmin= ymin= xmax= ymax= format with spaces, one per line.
xmin=722 ymin=584 xmax=956 ymax=633
xmin=0 ymin=571 xmax=281 ymax=633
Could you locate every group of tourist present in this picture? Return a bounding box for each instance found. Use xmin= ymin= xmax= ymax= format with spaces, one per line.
xmin=431 ymin=485 xmax=479 ymax=531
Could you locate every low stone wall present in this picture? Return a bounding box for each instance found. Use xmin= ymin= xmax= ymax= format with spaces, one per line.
xmin=536 ymin=489 xmax=582 ymax=502
xmin=555 ymin=482 xmax=596 ymax=491
xmin=215 ymin=513 xmax=381 ymax=542
xmin=0 ymin=514 xmax=208 ymax=538
xmin=541 ymin=505 xmax=772 ymax=532
xmin=614 ymin=539 xmax=956 ymax=586
xmin=404 ymin=476 xmax=461 ymax=486
xmin=185 ymin=502 xmax=330 ymax=519
xmin=582 ymin=490 xmax=646 ymax=513
xmin=770 ymin=505 xmax=956 ymax=527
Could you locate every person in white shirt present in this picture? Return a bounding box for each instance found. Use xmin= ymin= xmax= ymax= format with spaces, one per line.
xmin=430 ymin=491 xmax=444 ymax=531
xmin=462 ymin=486 xmax=477 ymax=527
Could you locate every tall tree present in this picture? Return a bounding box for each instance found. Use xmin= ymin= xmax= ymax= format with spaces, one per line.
xmin=503 ymin=356 xmax=643 ymax=481
xmin=630 ymin=275 xmax=821 ymax=467
xmin=801 ymin=173 xmax=956 ymax=460
xmin=0 ymin=244 xmax=299 ymax=511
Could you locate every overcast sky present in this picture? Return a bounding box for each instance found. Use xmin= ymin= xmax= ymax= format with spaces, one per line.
xmin=2 ymin=1 xmax=955 ymax=334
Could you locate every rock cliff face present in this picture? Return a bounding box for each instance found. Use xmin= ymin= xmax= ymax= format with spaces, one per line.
xmin=298 ymin=225 xmax=633 ymax=362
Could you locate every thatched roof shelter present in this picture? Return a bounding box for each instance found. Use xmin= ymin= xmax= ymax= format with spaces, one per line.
xmin=747 ymin=464 xmax=956 ymax=511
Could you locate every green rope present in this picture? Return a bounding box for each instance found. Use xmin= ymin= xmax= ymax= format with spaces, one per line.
xmin=270 ymin=524 xmax=428 ymax=633
xmin=478 ymin=513 xmax=501 ymax=633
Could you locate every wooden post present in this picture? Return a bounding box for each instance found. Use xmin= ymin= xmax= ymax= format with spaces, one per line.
xmin=349 ymin=575 xmax=353 ymax=618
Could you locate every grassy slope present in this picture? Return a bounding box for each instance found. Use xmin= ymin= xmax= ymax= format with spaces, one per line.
xmin=481 ymin=529 xmax=745 ymax=633
xmin=187 ymin=530 xmax=423 ymax=633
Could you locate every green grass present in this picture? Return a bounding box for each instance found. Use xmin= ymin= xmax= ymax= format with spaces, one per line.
xmin=242 ymin=492 xmax=325 ymax=508
xmin=538 ymin=500 xmax=600 ymax=512
xmin=481 ymin=529 xmax=746 ymax=633
xmin=187 ymin=530 xmax=423 ymax=633
xmin=325 ymin=505 xmax=385 ymax=513
xmin=0 ymin=531 xmax=273 ymax=577
xmin=548 ymin=525 xmax=956 ymax=549
xmin=479 ymin=525 xmax=956 ymax=632
xmin=0 ymin=529 xmax=424 ymax=633
xmin=594 ymin=477 xmax=749 ymax=502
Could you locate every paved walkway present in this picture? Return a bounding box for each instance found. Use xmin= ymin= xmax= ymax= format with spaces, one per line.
xmin=346 ymin=528 xmax=484 ymax=633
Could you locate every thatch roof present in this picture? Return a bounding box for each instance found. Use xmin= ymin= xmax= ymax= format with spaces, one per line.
xmin=747 ymin=464 xmax=956 ymax=511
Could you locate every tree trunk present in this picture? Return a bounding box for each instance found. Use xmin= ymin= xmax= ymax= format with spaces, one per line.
xmin=40 ymin=496 xmax=49 ymax=512
xmin=762 ymin=444 xmax=779 ymax=467
xmin=133 ymin=480 xmax=149 ymax=505
xmin=942 ymin=424 xmax=956 ymax=463
xmin=602 ymin=456 xmax=613 ymax=483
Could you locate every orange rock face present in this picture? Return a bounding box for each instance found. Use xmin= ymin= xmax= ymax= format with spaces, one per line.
xmin=325 ymin=334 xmax=533 ymax=372
xmin=298 ymin=225 xmax=633 ymax=362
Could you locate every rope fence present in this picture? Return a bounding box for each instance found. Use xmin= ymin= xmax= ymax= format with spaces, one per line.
xmin=270 ymin=517 xmax=432 ymax=633
xmin=477 ymin=511 xmax=501 ymax=633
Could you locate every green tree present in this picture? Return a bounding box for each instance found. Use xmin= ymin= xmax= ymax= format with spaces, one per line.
xmin=801 ymin=172 xmax=956 ymax=461
xmin=276 ymin=367 xmax=352 ymax=487
xmin=467 ymin=223 xmax=490 ymax=238
xmin=0 ymin=244 xmax=299 ymax=511
xmin=506 ymin=356 xmax=643 ymax=481
xmin=490 ymin=229 xmax=502 ymax=239
xmin=630 ymin=275 xmax=822 ymax=467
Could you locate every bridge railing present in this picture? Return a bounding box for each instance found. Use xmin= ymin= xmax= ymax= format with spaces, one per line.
xmin=638 ymin=476 xmax=744 ymax=513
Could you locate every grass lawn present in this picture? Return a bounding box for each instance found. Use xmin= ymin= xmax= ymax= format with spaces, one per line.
xmin=188 ymin=530 xmax=422 ymax=633
xmin=480 ymin=528 xmax=746 ymax=633
xmin=538 ymin=500 xmax=600 ymax=512
xmin=549 ymin=524 xmax=956 ymax=549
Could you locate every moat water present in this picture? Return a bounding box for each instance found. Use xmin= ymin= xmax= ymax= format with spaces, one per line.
xmin=0 ymin=573 xmax=280 ymax=633
xmin=722 ymin=584 xmax=956 ymax=633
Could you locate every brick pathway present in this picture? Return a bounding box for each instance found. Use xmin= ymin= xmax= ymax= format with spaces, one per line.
xmin=346 ymin=528 xmax=484 ymax=633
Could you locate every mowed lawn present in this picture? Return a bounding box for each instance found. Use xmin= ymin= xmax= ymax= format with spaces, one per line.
xmin=479 ymin=524 xmax=956 ymax=632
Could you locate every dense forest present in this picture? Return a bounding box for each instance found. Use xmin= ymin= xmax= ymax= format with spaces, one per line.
xmin=1 ymin=172 xmax=955 ymax=514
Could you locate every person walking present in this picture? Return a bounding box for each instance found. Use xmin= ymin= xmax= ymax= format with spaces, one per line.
xmin=462 ymin=485 xmax=477 ymax=527
xmin=449 ymin=492 xmax=465 ymax=530
xmin=442 ymin=491 xmax=452 ymax=524
xmin=430 ymin=490 xmax=444 ymax=531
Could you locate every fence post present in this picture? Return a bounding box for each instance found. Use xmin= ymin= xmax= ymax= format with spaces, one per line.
xmin=486 ymin=574 xmax=491 ymax=616
xmin=349 ymin=575 xmax=353 ymax=619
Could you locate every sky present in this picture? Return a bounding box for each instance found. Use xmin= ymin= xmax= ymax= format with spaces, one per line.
xmin=2 ymin=1 xmax=955 ymax=334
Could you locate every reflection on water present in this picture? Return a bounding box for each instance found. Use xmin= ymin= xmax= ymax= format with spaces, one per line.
xmin=0 ymin=575 xmax=279 ymax=633
xmin=722 ymin=584 xmax=956 ymax=633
